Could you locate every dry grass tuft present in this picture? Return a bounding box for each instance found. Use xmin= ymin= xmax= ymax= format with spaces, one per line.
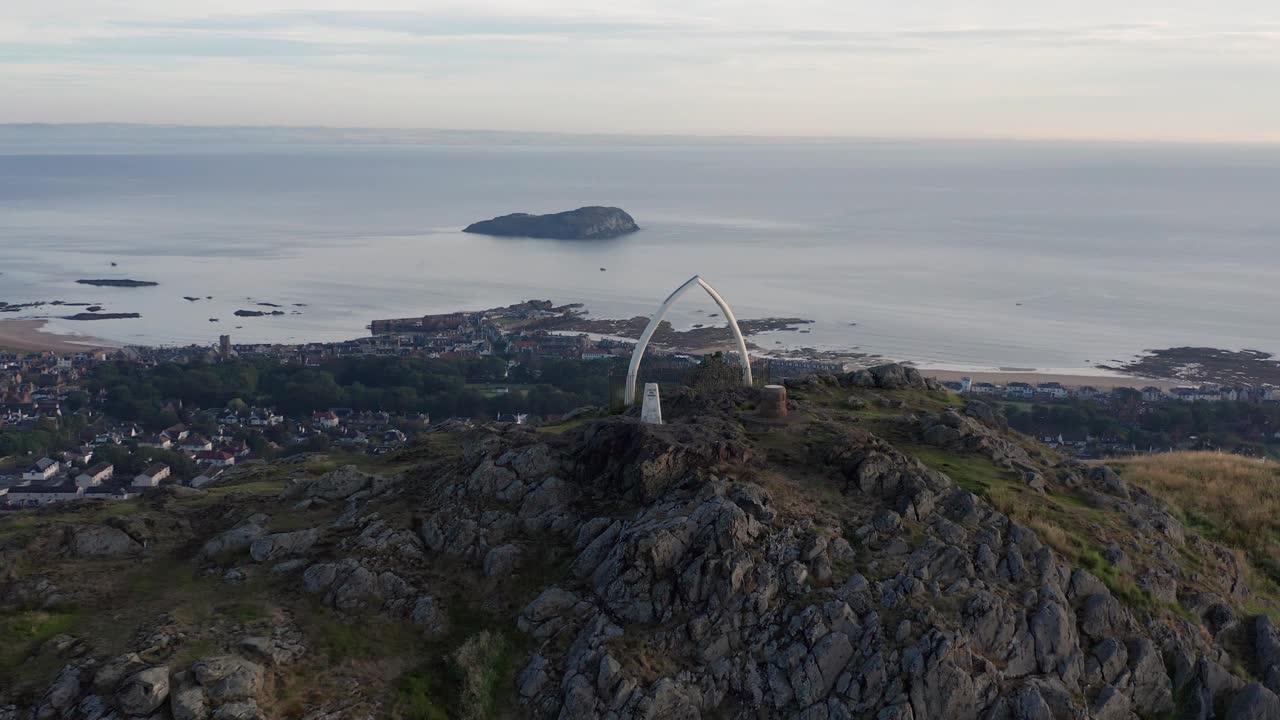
xmin=451 ymin=631 xmax=510 ymax=720
xmin=1107 ymin=452 xmax=1280 ymax=580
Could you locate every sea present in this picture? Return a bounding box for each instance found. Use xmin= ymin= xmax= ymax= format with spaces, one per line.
xmin=1 ymin=124 xmax=1278 ymax=374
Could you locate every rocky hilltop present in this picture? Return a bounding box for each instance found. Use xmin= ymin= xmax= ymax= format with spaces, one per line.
xmin=463 ymin=207 xmax=639 ymax=240
xmin=3 ymin=364 xmax=1280 ymax=719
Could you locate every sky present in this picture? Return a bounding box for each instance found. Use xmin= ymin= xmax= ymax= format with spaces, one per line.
xmin=3 ymin=1 xmax=1280 ymax=142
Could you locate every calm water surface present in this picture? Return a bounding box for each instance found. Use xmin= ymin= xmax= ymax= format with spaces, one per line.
xmin=1 ymin=126 xmax=1277 ymax=372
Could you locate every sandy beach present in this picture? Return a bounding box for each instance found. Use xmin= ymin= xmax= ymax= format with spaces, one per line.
xmin=0 ymin=320 xmax=117 ymax=353
xmin=920 ymin=368 xmax=1179 ymax=391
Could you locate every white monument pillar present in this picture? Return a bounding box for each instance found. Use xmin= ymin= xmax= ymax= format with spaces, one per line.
xmin=640 ymin=383 xmax=663 ymax=425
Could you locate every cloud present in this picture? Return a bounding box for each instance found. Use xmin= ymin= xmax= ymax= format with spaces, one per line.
xmin=2 ymin=2 xmax=1280 ymax=140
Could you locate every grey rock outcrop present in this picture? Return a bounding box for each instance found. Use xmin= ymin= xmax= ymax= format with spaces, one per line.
xmin=70 ymin=526 xmax=141 ymax=558
xmin=114 ymin=666 xmax=169 ymax=715
xmin=249 ymin=528 xmax=320 ymax=563
xmin=199 ymin=514 xmax=270 ymax=559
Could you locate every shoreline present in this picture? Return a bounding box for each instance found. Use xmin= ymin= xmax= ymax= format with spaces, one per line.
xmin=0 ymin=313 xmax=1239 ymax=392
xmin=0 ymin=319 xmax=119 ymax=353
xmin=919 ymin=368 xmax=1180 ymax=391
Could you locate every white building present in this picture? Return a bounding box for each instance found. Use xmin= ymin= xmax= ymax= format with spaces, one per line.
xmin=6 ymin=481 xmax=84 ymax=506
xmin=196 ymin=451 xmax=236 ymax=467
xmin=1037 ymin=382 xmax=1068 ymax=399
xmin=22 ymin=458 xmax=60 ymax=482
xmin=132 ymin=464 xmax=171 ymax=488
xmin=75 ymin=462 xmax=114 ymax=488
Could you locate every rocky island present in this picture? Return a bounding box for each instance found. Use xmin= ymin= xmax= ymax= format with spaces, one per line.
xmin=463 ymin=206 xmax=639 ymax=240
xmin=75 ymin=279 xmax=158 ymax=288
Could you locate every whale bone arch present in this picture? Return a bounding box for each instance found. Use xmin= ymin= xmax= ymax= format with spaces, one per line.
xmin=624 ymin=275 xmax=753 ymax=405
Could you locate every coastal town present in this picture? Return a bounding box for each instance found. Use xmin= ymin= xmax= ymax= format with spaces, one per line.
xmin=3 ymin=300 xmax=1280 ymax=509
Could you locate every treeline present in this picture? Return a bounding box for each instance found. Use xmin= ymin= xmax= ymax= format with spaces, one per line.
xmin=86 ymin=356 xmax=617 ymax=428
xmin=1003 ymin=398 xmax=1280 ymax=453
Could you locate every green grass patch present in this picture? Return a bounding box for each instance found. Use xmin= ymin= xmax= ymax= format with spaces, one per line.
xmin=396 ymin=670 xmax=450 ymax=720
xmin=176 ymin=478 xmax=285 ymax=507
xmin=0 ymin=500 xmax=149 ymax=540
xmin=0 ymin=609 xmax=81 ymax=689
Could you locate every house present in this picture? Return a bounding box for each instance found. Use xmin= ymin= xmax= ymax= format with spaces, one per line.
xmin=1060 ymin=430 xmax=1092 ymax=447
xmin=1037 ymin=382 xmax=1068 ymax=399
xmin=970 ymin=382 xmax=999 ymax=395
xmin=1005 ymin=382 xmax=1034 ymax=399
xmin=93 ymin=431 xmax=122 ymax=446
xmin=191 ymin=467 xmax=225 ymax=488
xmin=383 ymin=429 xmax=407 ymax=444
xmin=1075 ymin=386 xmax=1102 ymax=400
xmin=138 ymin=435 xmax=172 ymax=450
xmin=248 ymin=411 xmax=282 ymax=427
xmin=1194 ymin=387 xmax=1222 ymax=402
xmin=1141 ymin=386 xmax=1164 ymax=403
xmin=179 ymin=435 xmax=213 ymax=453
xmin=64 ymin=446 xmax=94 ymax=465
xmin=195 ymin=451 xmax=236 ymax=467
xmin=164 ymin=423 xmax=190 ymax=441
xmin=22 ymin=457 xmax=60 ymax=482
xmin=6 ymin=480 xmax=84 ymax=506
xmin=313 ymin=411 xmax=340 ymax=429
xmin=76 ymin=462 xmax=114 ymax=488
xmin=133 ymin=464 xmax=171 ymax=488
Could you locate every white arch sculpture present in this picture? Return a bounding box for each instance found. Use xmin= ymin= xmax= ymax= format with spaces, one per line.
xmin=624 ymin=275 xmax=753 ymax=405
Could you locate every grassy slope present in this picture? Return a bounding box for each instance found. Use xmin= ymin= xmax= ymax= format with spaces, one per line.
xmin=786 ymin=383 xmax=1276 ymax=624
xmin=1108 ymin=453 xmax=1280 ymax=605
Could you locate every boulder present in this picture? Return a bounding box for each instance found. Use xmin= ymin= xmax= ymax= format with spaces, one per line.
xmin=249 ymin=528 xmax=320 ymax=563
xmin=200 ymin=515 xmax=270 ymax=559
xmin=170 ymin=675 xmax=209 ymax=720
xmin=70 ymin=526 xmax=141 ymax=558
xmin=1228 ymin=683 xmax=1280 ymax=720
xmin=190 ymin=656 xmax=264 ymax=704
xmin=280 ymin=466 xmax=373 ymax=501
xmin=114 ymin=666 xmax=170 ymax=715
xmin=36 ymin=666 xmax=81 ymax=718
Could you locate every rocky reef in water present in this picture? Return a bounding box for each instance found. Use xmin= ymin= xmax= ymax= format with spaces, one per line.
xmin=74 ymin=280 xmax=158 ymax=288
xmin=61 ymin=312 xmax=140 ymax=321
xmin=464 ymin=206 xmax=639 ymax=240
xmin=3 ymin=364 xmax=1280 ymax=719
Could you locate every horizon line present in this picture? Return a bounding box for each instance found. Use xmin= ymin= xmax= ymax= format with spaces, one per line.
xmin=2 ymin=121 xmax=1279 ymax=149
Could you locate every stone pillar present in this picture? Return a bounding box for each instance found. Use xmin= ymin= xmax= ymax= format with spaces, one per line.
xmin=760 ymin=384 xmax=788 ymax=419
xmin=641 ymin=383 xmax=663 ymax=425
